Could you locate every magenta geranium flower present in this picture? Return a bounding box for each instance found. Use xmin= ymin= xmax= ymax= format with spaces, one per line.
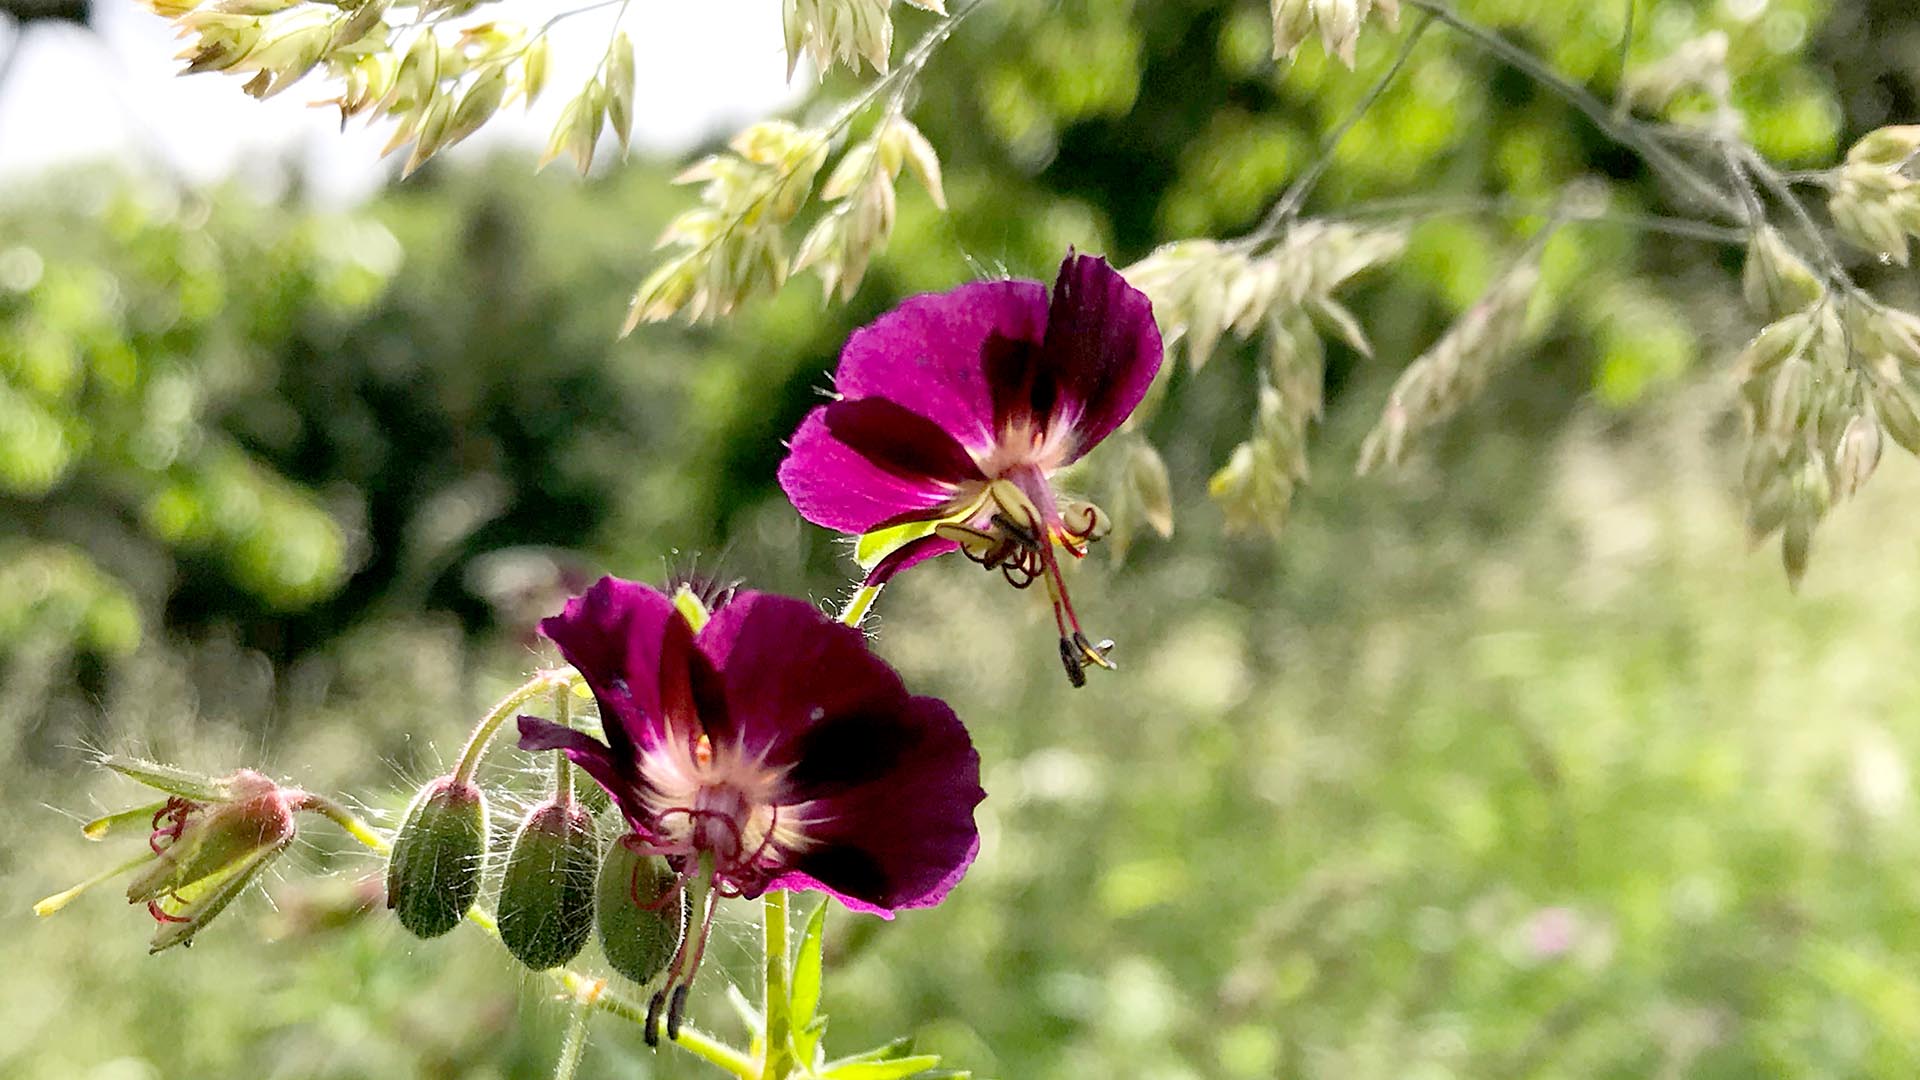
xmin=517 ymin=577 xmax=983 ymax=1028
xmin=777 ymin=252 xmax=1163 ymax=686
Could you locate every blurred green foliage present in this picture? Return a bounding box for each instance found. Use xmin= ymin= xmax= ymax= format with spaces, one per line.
xmin=10 ymin=0 xmax=1920 ymax=1077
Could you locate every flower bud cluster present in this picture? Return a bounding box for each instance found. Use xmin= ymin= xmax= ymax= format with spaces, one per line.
xmin=385 ymin=774 xmax=489 ymax=938
xmin=496 ymin=798 xmax=600 ymax=970
xmin=1102 ymin=437 xmax=1175 ymax=562
xmin=794 ymin=115 xmax=946 ymax=302
xmin=1828 ymin=125 xmax=1920 ymax=266
xmin=381 ymin=770 xmax=685 ymax=979
xmin=1733 ymin=290 xmax=1920 ymax=585
xmin=146 ymin=1 xmax=594 ymax=178
xmin=1269 ymin=0 xmax=1401 ymax=68
xmin=1126 ymin=224 xmax=1402 ymax=535
xmin=1357 ymin=244 xmax=1543 ymax=475
xmin=782 ymin=0 xmax=947 ymax=78
xmin=1618 ymin=31 xmax=1732 ymax=120
xmin=628 ymin=121 xmax=829 ymax=330
xmin=632 ymin=114 xmax=950 ymax=327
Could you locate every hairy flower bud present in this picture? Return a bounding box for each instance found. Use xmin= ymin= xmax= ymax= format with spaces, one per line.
xmin=386 ymin=775 xmax=488 ymax=939
xmin=124 ymin=769 xmax=297 ymax=952
xmin=596 ymin=836 xmax=685 ymax=986
xmin=497 ymin=799 xmax=598 ymax=970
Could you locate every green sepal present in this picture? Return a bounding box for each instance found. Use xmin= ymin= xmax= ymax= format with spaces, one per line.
xmin=82 ymin=801 xmax=169 ymax=841
xmin=148 ymin=838 xmax=291 ymax=952
xmin=100 ymin=756 xmax=231 ymax=802
xmin=595 ymin=837 xmax=684 ymax=985
xmin=385 ymin=777 xmax=489 ymax=939
xmin=497 ymin=801 xmax=598 ymax=970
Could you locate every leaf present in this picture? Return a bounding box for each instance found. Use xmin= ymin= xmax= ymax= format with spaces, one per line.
xmin=441 ymin=65 xmax=507 ymax=152
xmin=791 ymin=899 xmax=828 ymax=1031
xmin=1127 ymin=440 xmax=1174 ymax=538
xmin=822 ymin=144 xmax=877 ymax=202
xmin=823 ymin=1055 xmax=944 ymax=1079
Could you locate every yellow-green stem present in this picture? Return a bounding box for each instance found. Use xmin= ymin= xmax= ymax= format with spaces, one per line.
xmin=454 ymin=669 xmax=579 ymax=785
xmin=551 ymin=683 xmax=575 ymax=806
xmin=293 ymin=792 xmax=391 ymax=854
xmin=761 ymin=890 xmax=793 ymax=1079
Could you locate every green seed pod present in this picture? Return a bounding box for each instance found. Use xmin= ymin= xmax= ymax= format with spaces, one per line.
xmin=385 ymin=775 xmax=488 ymax=939
xmin=595 ymin=836 xmax=684 ymax=985
xmin=497 ymin=800 xmax=599 ymax=970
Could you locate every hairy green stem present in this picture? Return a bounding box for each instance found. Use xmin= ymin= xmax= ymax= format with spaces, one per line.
xmin=292 ymin=791 xmax=392 ymax=854
xmin=551 ymin=684 xmax=575 ymax=806
xmin=762 ymin=890 xmax=794 ymax=1079
xmin=552 ymin=998 xmax=593 ymax=1080
xmin=453 ymin=670 xmax=579 ymax=785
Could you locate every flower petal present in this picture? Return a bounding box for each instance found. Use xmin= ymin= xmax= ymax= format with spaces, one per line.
xmin=1036 ymin=252 xmax=1163 ymax=458
xmin=866 ymin=533 xmax=958 ymax=585
xmin=779 ymin=404 xmax=978 ymax=534
xmin=538 ymin=577 xmax=689 ymax=758
xmin=765 ymin=693 xmax=984 ymax=916
xmin=517 ymin=716 xmax=654 ymax=828
xmin=696 ymin=591 xmax=910 ymax=762
xmin=832 ymin=279 xmax=1049 ymax=455
xmin=695 ymin=592 xmax=984 ymax=914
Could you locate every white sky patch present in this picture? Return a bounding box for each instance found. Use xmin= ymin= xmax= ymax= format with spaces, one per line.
xmin=0 ymin=0 xmax=804 ymax=203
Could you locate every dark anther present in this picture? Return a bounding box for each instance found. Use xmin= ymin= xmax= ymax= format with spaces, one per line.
xmin=644 ymin=987 xmax=667 ymax=1047
xmin=992 ymin=512 xmax=1037 ymax=547
xmin=667 ymin=984 xmax=691 ymax=1041
xmin=1073 ymin=632 xmax=1117 ymax=671
xmin=1058 ymin=637 xmax=1087 ymax=688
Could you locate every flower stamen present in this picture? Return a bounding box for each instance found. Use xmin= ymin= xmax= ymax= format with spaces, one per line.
xmin=645 ymin=853 xmax=719 ymax=1049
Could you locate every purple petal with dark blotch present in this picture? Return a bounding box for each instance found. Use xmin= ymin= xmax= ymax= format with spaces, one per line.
xmin=832 ymin=279 xmax=1049 ymax=454
xmin=779 ymin=405 xmax=975 ymax=534
xmin=823 ymin=398 xmax=987 ymax=486
xmin=763 ymin=693 xmax=984 ymax=916
xmin=538 ymin=577 xmax=681 ymax=758
xmin=695 ymin=591 xmax=908 ymax=762
xmin=517 ymin=716 xmax=654 ymax=831
xmin=1035 ymin=252 xmax=1163 ymax=459
xmin=694 ymin=591 xmax=984 ymax=915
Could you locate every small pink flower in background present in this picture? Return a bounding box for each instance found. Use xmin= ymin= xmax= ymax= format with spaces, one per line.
xmin=777 ymin=251 xmax=1163 ymax=686
xmin=1522 ymin=905 xmax=1581 ymax=960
